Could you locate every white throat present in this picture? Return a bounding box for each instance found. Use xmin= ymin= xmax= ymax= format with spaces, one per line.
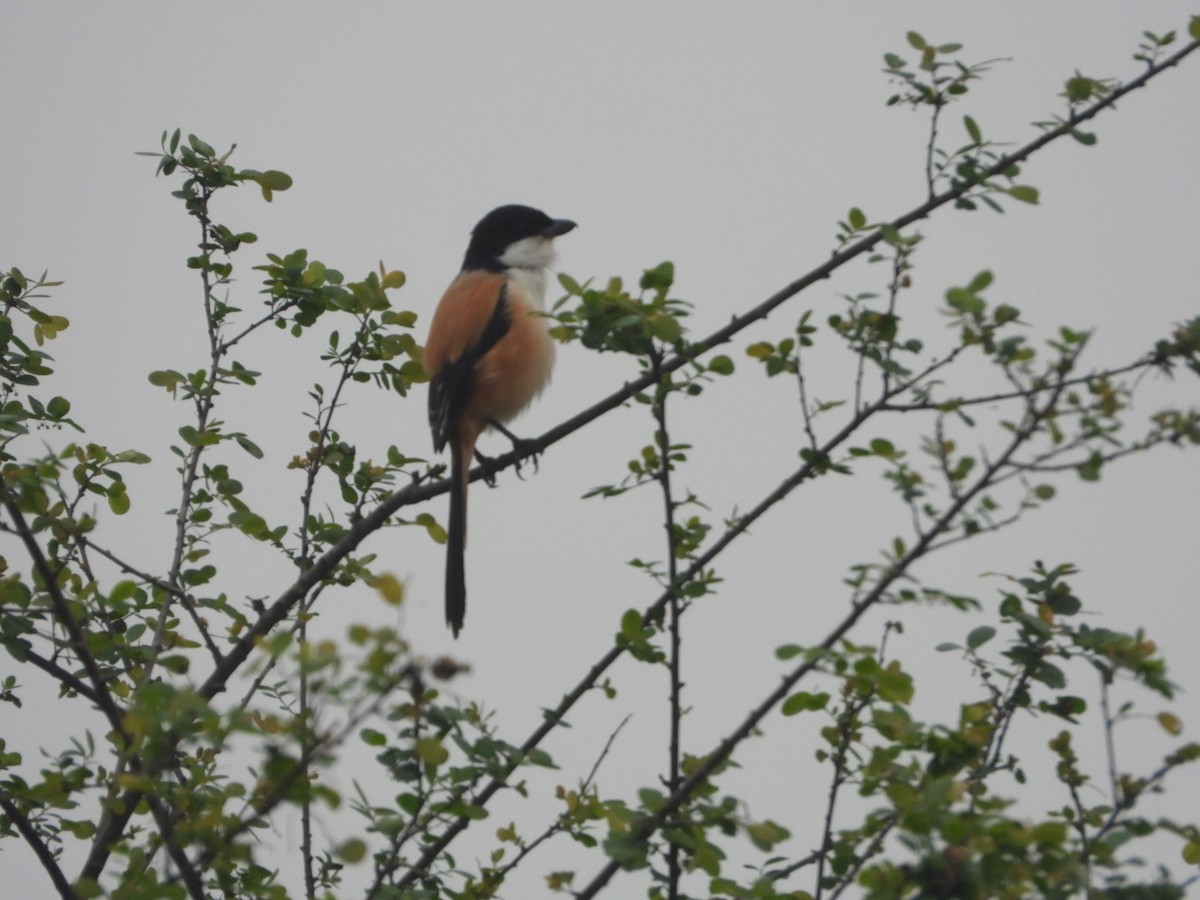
xmin=507 ymin=265 xmax=549 ymax=311
xmin=500 ymin=236 xmax=558 ymax=311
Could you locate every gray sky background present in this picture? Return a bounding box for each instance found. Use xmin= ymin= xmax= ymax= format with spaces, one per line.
xmin=4 ymin=3 xmax=1199 ymax=896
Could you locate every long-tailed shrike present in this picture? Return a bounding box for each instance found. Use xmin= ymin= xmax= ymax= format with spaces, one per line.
xmin=422 ymin=205 xmax=576 ymax=636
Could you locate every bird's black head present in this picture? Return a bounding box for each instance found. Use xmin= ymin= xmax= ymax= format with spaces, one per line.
xmin=462 ymin=204 xmax=576 ymax=272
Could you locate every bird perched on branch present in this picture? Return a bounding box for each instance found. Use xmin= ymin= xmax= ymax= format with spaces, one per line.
xmin=422 ymin=205 xmax=576 ymax=636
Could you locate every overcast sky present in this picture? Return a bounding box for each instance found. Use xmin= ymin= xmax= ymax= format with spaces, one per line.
xmin=4 ymin=4 xmax=1199 ymax=896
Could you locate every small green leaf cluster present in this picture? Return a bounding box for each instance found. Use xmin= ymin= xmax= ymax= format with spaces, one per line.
xmin=881 ymin=35 xmax=1047 ymax=210
xmin=553 ymin=262 xmax=689 ymax=356
xmin=0 ymin=268 xmax=77 ymax=449
xmin=943 ymin=120 xmax=1042 ymax=212
xmin=354 ymin=675 xmax=564 ymax=892
xmin=1151 ymin=315 xmax=1200 ymax=379
xmin=588 ymin=755 xmax=790 ymax=890
xmin=883 ymin=33 xmax=978 ymax=110
xmin=137 ymin=129 xmax=294 ymax=218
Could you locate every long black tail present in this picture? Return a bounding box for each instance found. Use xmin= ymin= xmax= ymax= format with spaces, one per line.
xmin=445 ymin=442 xmax=468 ymax=637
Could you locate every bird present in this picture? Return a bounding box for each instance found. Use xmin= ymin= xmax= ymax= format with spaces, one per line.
xmin=422 ymin=205 xmax=576 ymax=637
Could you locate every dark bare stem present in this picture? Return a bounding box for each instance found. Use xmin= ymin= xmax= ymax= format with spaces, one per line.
xmin=294 ymin=318 xmax=366 ymax=900
xmin=813 ymin=687 xmax=871 ymax=900
xmin=649 ymin=348 xmax=683 ymax=899
xmin=1099 ymin=679 xmax=1121 ymax=808
xmin=145 ymin=200 xmax=223 ymax=686
xmin=217 ymin=298 xmax=300 ymax=354
xmin=925 ymin=100 xmax=942 ymax=199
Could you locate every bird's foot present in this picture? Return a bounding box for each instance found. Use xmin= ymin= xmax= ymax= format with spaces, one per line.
xmin=487 ymin=419 xmax=542 ymax=479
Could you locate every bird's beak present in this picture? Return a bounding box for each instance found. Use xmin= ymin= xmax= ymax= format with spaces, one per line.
xmin=542 ymin=218 xmax=577 ymax=238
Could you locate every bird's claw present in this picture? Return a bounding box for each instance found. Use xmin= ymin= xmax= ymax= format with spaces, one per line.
xmin=486 ymin=418 xmax=542 ymax=479
xmin=473 ymin=450 xmax=501 ymax=487
xmin=509 ymin=438 xmax=541 ymax=480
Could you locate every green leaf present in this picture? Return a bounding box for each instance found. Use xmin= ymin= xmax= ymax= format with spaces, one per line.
xmin=1078 ymin=453 xmax=1103 ymax=482
xmin=235 ymin=434 xmax=263 ymax=459
xmin=869 ymin=437 xmax=895 ymax=456
xmin=1035 ymin=661 xmax=1067 ymax=689
xmin=877 ymin=663 xmax=914 ymax=704
xmin=707 ymin=354 xmax=734 ymax=375
xmin=1047 ymin=592 xmax=1081 ymax=616
xmin=781 ymin=691 xmax=830 ymax=716
xmin=746 ymin=341 xmax=773 ymax=360
xmin=256 ymin=169 xmax=292 ymax=191
xmin=848 ymin=207 xmax=867 ymax=230
xmin=370 ymin=573 xmax=405 ymax=606
xmin=179 ymin=425 xmax=220 ymax=447
xmin=415 ymin=736 xmax=448 ymax=768
xmin=646 ymin=314 xmax=681 ymax=344
xmin=148 ymin=369 xmax=184 ymax=391
xmin=1183 ymin=839 xmax=1200 ymax=865
xmin=1190 ymin=16 xmax=1200 ymax=43
xmin=966 ymin=625 xmax=995 ymax=649
xmin=620 ymin=608 xmax=645 ymax=641
xmin=745 ymin=819 xmax=790 ymax=851
xmin=107 ymin=484 xmax=130 ymax=515
xmin=337 ymin=838 xmax=367 ymax=863
xmin=1158 ymin=712 xmax=1183 ymax=736
xmin=113 ymin=450 xmax=152 ymax=464
xmin=640 ymin=260 xmax=675 ymax=291
xmin=109 ymin=580 xmax=139 ymax=604
xmin=558 ymin=272 xmax=582 ymax=295
xmin=906 ymin=31 xmax=927 ymax=50
xmin=1008 ymin=185 xmax=1039 ymax=204
xmin=160 ymin=655 xmax=190 ymax=674
xmin=61 ymin=819 xmax=96 ymax=839
xmin=360 ymin=728 xmax=386 ymax=746
xmin=187 ymin=134 xmax=215 ymax=157
xmin=638 ymin=788 xmax=666 ymax=811
xmin=946 ymin=288 xmax=984 ymax=315
xmin=1065 ymin=76 xmax=1093 ymax=103
xmin=963 ymin=115 xmax=982 ymax=144
xmin=967 ymin=270 xmax=993 ymax=293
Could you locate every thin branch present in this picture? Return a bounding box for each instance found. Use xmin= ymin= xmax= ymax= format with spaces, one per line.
xmin=648 ymin=348 xmax=684 ymax=900
xmin=19 ymin=647 xmax=100 ymax=705
xmin=217 ymin=298 xmax=300 ymax=354
xmin=493 ymin=715 xmax=631 ymax=880
xmin=143 ymin=203 xmax=223 ymax=687
xmin=1098 ymin=679 xmax=1122 ymax=813
xmin=880 ymin=358 xmax=1151 ymax=412
xmin=1 ymin=499 xmax=126 ymax=738
xmin=0 ymin=792 xmax=77 ymax=899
